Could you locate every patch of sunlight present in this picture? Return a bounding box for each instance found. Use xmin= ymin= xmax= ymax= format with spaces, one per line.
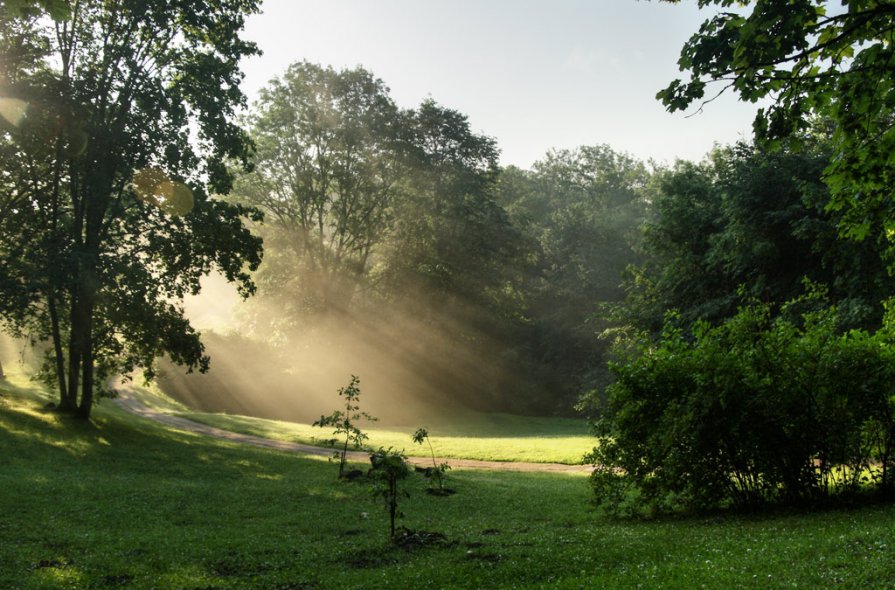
xmin=124 ymin=378 xmax=191 ymax=413
xmin=97 ymin=436 xmax=111 ymax=446
xmin=255 ymin=473 xmax=283 ymax=481
xmin=234 ymin=459 xmax=264 ymax=469
xmin=155 ymin=565 xmax=215 ymax=588
xmin=179 ymin=410 xmax=594 ymax=464
xmin=33 ymin=563 xmax=86 ymax=586
xmin=308 ymin=487 xmax=352 ymax=500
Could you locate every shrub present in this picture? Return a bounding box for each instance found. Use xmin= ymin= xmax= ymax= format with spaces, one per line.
xmin=586 ymin=294 xmax=895 ymax=515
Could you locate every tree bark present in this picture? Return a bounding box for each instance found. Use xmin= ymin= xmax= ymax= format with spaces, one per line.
xmin=48 ymin=295 xmax=73 ymax=410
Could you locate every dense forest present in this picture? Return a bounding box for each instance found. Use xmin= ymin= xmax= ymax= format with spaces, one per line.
xmin=153 ymin=61 xmax=653 ymax=419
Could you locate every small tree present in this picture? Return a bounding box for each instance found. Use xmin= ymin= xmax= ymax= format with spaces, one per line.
xmin=369 ymin=447 xmax=411 ymax=539
xmin=412 ymin=427 xmax=450 ymax=494
xmin=313 ymin=375 xmax=377 ymax=478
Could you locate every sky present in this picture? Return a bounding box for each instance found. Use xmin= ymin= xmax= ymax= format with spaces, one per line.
xmin=240 ymin=0 xmax=761 ymax=169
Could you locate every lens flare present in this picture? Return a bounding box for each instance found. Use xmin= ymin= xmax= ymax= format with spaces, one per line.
xmin=133 ymin=167 xmax=195 ymax=216
xmin=0 ymin=97 xmax=28 ymax=127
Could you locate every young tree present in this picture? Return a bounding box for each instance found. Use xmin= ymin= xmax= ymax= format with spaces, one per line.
xmin=412 ymin=427 xmax=450 ymax=494
xmin=313 ymin=375 xmax=378 ymax=479
xmin=0 ymin=1 xmax=263 ymax=418
xmin=369 ymin=447 xmax=411 ymax=539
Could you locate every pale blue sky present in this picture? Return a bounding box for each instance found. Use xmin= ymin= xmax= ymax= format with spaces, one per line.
xmin=241 ymin=0 xmax=759 ymax=168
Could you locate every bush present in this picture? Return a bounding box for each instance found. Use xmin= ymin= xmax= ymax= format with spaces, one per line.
xmin=586 ymin=294 xmax=895 ymax=515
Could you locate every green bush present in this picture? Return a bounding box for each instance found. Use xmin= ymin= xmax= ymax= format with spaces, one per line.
xmin=586 ymin=294 xmax=895 ymax=515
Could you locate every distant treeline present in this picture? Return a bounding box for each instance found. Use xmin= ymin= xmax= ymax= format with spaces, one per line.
xmin=197 ymin=62 xmax=893 ymax=417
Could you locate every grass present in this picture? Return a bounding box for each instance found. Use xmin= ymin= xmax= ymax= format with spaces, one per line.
xmin=175 ymin=407 xmax=594 ymax=464
xmin=3 ymin=373 xmax=895 ymax=589
xmin=124 ymin=380 xmax=596 ymax=464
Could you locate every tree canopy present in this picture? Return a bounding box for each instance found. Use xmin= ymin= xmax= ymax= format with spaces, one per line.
xmin=234 ymin=61 xmax=400 ymax=315
xmin=0 ymin=0 xmax=263 ymax=418
xmin=658 ymin=0 xmax=895 ymax=249
xmin=616 ymin=139 xmax=895 ymax=333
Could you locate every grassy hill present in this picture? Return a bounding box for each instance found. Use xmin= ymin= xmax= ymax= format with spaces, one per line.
xmin=2 ymin=372 xmax=895 ymax=589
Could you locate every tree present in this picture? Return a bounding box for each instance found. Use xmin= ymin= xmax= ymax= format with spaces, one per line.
xmin=234 ymin=62 xmax=401 ymax=315
xmin=615 ymin=139 xmax=895 ymax=334
xmin=368 ymin=447 xmax=411 ymax=539
xmin=496 ymin=146 xmax=651 ymax=408
xmin=587 ymin=291 xmax=895 ymax=515
xmin=2 ymin=0 xmax=71 ymax=20
xmin=313 ymin=375 xmax=377 ymax=479
xmin=384 ymin=99 xmax=519 ymax=310
xmin=0 ymin=1 xmax=263 ymax=418
xmin=658 ymin=0 xmax=895 ymax=251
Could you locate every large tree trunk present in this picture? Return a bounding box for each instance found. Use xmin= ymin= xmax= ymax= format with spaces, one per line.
xmin=66 ymin=302 xmax=81 ymax=413
xmin=68 ymin=289 xmax=96 ymax=420
xmin=77 ymin=327 xmax=94 ymax=419
xmin=48 ymin=295 xmax=73 ymax=411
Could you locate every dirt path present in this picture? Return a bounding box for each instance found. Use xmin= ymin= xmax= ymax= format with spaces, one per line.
xmin=113 ymin=391 xmax=592 ymax=474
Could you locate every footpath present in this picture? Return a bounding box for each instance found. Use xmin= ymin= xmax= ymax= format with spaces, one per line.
xmin=114 ymin=391 xmax=592 ymax=474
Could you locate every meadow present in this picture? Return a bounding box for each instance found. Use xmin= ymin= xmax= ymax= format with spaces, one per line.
xmin=175 ymin=405 xmax=594 ymax=465
xmin=2 ymin=372 xmax=895 ymax=589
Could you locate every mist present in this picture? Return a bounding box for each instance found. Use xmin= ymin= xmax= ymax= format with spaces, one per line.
xmin=161 ymin=273 xmax=544 ymax=426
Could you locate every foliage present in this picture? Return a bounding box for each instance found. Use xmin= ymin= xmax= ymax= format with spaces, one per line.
xmin=412 ymin=426 xmax=451 ymax=493
xmin=497 ymin=146 xmax=652 ymax=409
xmin=658 ymin=0 xmax=895 ymax=253
xmin=233 ymin=61 xmax=400 ymax=315
xmin=384 ymin=99 xmax=519 ymax=307
xmin=0 ymin=0 xmax=263 ymax=418
xmin=1 ymin=0 xmax=70 ymax=19
xmin=232 ymin=65 xmax=544 ymax=413
xmin=313 ymin=375 xmax=378 ymax=478
xmin=368 ymin=446 xmax=412 ymax=539
xmin=587 ymin=288 xmax=895 ymax=515
xmin=614 ymin=139 xmax=895 ymax=333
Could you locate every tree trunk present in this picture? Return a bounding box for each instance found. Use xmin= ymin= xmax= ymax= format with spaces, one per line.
xmin=77 ymin=329 xmax=94 ymax=419
xmin=48 ymin=295 xmax=73 ymax=410
xmin=67 ymin=298 xmax=82 ymax=413
xmin=74 ymin=277 xmax=97 ymax=420
xmin=388 ymin=479 xmax=397 ymax=538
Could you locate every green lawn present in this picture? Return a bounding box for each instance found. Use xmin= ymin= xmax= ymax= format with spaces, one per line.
xmin=3 ymin=373 xmax=895 ymax=589
xmin=130 ymin=379 xmax=595 ymax=464
xmin=175 ymin=407 xmax=594 ymax=464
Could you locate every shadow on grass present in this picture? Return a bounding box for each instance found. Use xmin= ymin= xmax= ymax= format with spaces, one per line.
xmin=0 ymin=380 xmax=349 ymax=494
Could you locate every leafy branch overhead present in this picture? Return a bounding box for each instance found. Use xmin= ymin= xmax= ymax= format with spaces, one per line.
xmin=658 ymin=0 xmax=895 ymax=247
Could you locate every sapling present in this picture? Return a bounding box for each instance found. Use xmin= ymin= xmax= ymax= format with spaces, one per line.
xmin=313 ymin=375 xmax=378 ymax=479
xmin=368 ymin=447 xmax=411 ymax=539
xmin=412 ymin=427 xmax=451 ymax=494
